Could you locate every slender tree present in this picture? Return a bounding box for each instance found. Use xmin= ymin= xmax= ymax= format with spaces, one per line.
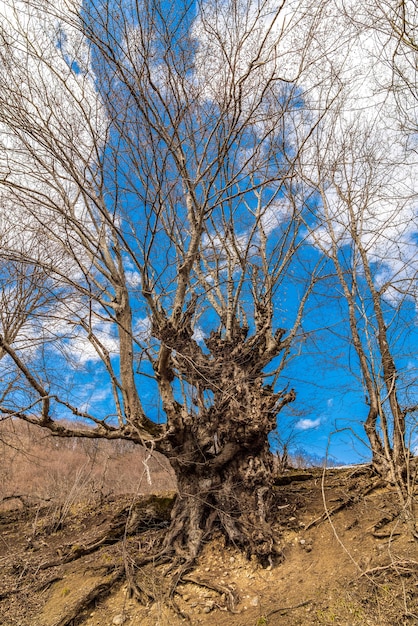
xmin=298 ymin=0 xmax=418 ymax=535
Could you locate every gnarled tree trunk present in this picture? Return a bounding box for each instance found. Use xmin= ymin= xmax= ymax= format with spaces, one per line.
xmin=154 ymin=321 xmax=295 ymax=564
xmin=163 ymin=439 xmax=279 ymax=564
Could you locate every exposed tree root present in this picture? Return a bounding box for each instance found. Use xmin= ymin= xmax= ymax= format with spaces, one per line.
xmin=33 ymin=576 xmax=64 ymax=593
xmin=124 ymin=556 xmax=156 ymax=605
xmin=372 ymin=530 xmax=402 ymax=539
xmin=182 ymin=575 xmax=239 ymax=612
xmin=49 ymin=567 xmax=124 ymax=626
xmin=273 ymin=473 xmax=314 ymax=486
xmin=0 ymin=482 xmax=293 ymax=621
xmin=39 ymin=536 xmax=111 ymax=569
xmin=36 ymin=493 xmax=175 ymax=570
xmin=369 ymin=512 xmax=402 ymax=538
xmin=120 ymin=550 xmax=239 ymax=620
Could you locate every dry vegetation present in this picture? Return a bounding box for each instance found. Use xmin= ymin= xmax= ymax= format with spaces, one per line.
xmin=0 ymin=420 xmax=176 ymax=508
xmin=0 ymin=420 xmax=417 ymax=626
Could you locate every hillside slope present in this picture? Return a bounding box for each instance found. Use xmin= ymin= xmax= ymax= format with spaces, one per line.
xmin=1 ymin=460 xmax=417 ymax=626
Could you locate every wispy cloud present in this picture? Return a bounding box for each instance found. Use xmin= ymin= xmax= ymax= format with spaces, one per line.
xmin=292 ymin=0 xmax=418 ymax=301
xmin=296 ymin=417 xmax=321 ymax=431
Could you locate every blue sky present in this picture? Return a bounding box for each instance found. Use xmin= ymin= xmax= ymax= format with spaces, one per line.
xmin=0 ymin=0 xmax=417 ymax=467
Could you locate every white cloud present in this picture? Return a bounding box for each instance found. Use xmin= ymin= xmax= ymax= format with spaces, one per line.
xmin=78 ymin=384 xmax=112 ymax=413
xmin=292 ymin=0 xmax=418 ymax=300
xmin=65 ymin=326 xmax=119 ymax=366
xmin=296 ymin=417 xmax=321 ymax=430
xmin=133 ymin=316 xmax=152 ymax=341
xmin=0 ymin=296 xmax=119 ymax=370
xmin=261 ymin=200 xmax=293 ymax=236
xmin=0 ymin=0 xmax=107 ymax=268
xmin=191 ymin=0 xmax=299 ymax=106
xmin=192 ymin=325 xmax=206 ymax=343
xmin=125 ymin=271 xmax=141 ymax=288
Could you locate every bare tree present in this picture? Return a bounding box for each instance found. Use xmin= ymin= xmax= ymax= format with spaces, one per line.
xmin=0 ymin=0 xmax=321 ymax=573
xmin=359 ymin=0 xmax=418 ymax=133
xmin=308 ymin=172 xmax=418 ymax=534
xmin=298 ymin=0 xmax=418 ymax=536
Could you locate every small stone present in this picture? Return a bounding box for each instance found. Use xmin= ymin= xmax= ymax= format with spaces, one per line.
xmin=229 ymin=556 xmax=235 ymax=564
xmin=112 ymin=615 xmax=126 ymax=626
xmin=299 ymin=539 xmax=306 ymax=545
xmin=202 ymin=601 xmax=215 ymax=614
xmin=250 ymin=596 xmax=260 ymax=607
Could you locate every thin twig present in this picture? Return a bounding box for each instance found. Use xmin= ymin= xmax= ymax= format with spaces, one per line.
xmin=267 ymin=599 xmax=312 ymax=617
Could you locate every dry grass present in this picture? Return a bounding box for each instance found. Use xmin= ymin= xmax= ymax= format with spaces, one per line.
xmin=0 ymin=418 xmax=176 ymax=513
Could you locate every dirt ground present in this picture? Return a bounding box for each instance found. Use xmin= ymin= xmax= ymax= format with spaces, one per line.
xmin=1 ymin=466 xmax=417 ymax=626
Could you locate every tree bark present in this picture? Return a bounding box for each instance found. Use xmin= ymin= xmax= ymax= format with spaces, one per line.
xmin=164 ymin=441 xmax=280 ymax=564
xmin=114 ymin=284 xmax=161 ymax=436
xmin=153 ymin=321 xmax=295 ymax=563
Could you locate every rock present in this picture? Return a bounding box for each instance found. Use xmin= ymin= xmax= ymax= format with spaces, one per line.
xmin=250 ymin=596 xmax=260 ymax=606
xmin=112 ymin=615 xmax=126 ymax=625
xmin=203 ymin=600 xmax=215 ymax=613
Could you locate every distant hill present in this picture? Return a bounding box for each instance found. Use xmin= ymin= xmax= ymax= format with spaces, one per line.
xmin=0 ymin=419 xmax=176 ymax=511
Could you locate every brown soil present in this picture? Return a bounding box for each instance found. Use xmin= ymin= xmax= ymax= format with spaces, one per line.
xmin=1 ymin=466 xmax=417 ymax=626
